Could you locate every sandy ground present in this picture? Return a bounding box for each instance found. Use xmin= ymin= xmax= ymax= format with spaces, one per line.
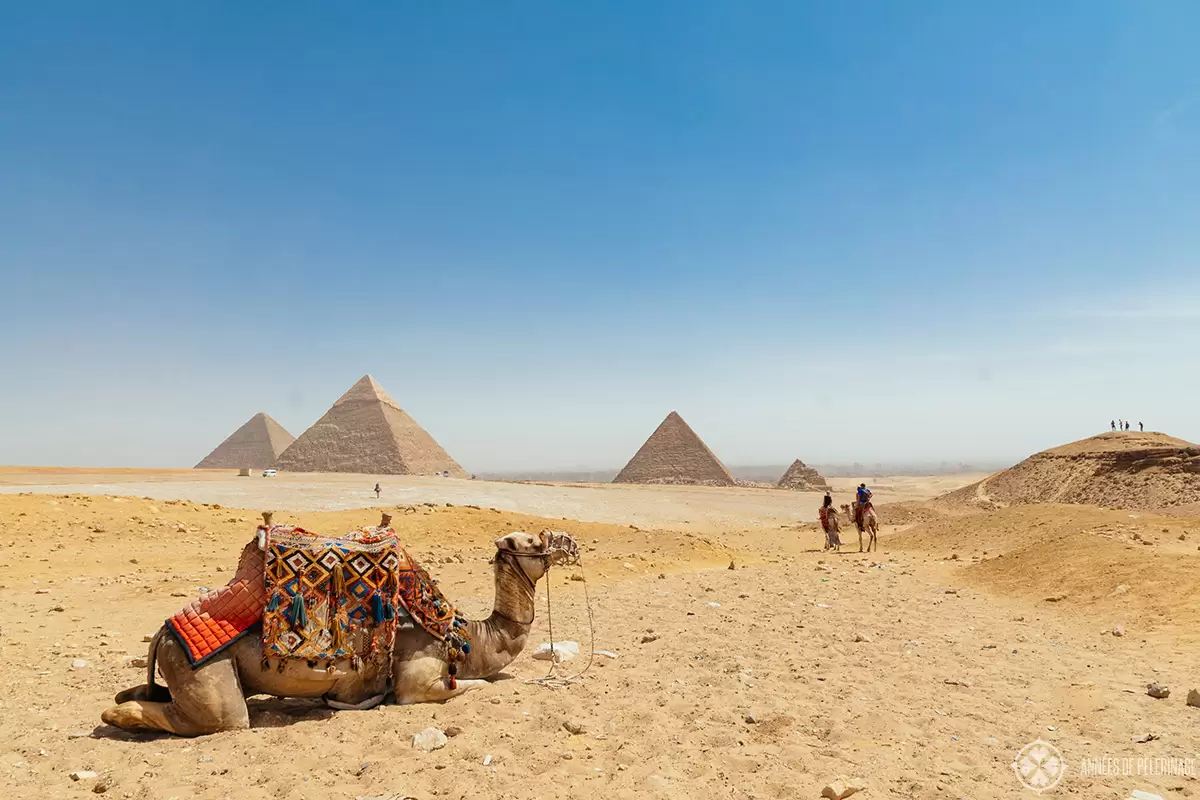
xmin=0 ymin=468 xmax=984 ymax=533
xmin=0 ymin=483 xmax=1198 ymax=799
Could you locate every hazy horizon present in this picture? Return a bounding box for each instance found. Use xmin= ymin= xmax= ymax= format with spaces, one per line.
xmin=3 ymin=4 xmax=1199 ymax=472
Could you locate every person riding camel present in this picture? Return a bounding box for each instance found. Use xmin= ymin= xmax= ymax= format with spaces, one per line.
xmin=855 ymin=483 xmax=872 ymax=529
xmin=819 ymin=493 xmax=840 ymax=551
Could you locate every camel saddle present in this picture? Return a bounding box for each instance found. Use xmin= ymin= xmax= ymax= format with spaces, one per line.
xmin=167 ymin=524 xmax=463 ymax=669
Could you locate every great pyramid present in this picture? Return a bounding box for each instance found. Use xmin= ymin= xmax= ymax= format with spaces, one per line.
xmin=776 ymin=459 xmax=830 ymax=491
xmin=613 ymin=411 xmax=735 ymax=486
xmin=195 ymin=412 xmax=295 ymax=470
xmin=273 ymin=375 xmax=467 ymax=476
xmin=940 ymin=430 xmax=1200 ymax=511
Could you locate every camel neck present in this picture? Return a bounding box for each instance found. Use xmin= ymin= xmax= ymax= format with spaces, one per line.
xmin=456 ymin=559 xmax=536 ymax=679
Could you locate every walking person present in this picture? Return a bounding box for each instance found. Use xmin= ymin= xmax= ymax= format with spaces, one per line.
xmin=374 ymin=482 xmax=381 ymax=499
xmin=1111 ymin=420 xmax=1116 ymax=431
xmin=1139 ymin=421 xmax=1144 ymax=432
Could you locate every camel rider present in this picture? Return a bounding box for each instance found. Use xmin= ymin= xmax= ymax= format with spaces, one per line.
xmin=855 ymin=483 xmax=872 ymax=527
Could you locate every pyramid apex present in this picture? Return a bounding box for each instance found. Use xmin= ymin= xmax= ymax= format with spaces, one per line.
xmin=334 ymin=374 xmax=400 ymax=409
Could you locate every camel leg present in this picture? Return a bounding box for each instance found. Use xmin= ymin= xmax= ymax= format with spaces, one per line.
xmin=102 ymin=634 xmax=248 ymax=736
xmin=394 ymin=677 xmax=489 ymax=705
xmin=392 ymin=656 xmax=490 ymax=705
xmin=114 ymin=683 xmax=171 ymax=704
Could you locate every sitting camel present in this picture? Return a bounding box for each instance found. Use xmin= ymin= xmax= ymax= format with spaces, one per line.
xmin=102 ymin=526 xmax=578 ymax=736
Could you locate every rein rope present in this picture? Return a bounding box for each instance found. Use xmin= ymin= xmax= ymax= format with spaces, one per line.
xmin=524 ymin=554 xmax=597 ymax=690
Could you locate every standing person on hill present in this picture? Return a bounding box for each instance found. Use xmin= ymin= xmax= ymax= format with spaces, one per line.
xmin=1111 ymin=420 xmax=1116 ymax=431
xmin=1139 ymin=421 xmax=1144 ymax=431
xmin=1125 ymin=421 xmax=1130 ymax=431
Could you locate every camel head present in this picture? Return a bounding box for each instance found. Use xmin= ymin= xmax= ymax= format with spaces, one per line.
xmin=492 ymin=529 xmax=580 ymax=584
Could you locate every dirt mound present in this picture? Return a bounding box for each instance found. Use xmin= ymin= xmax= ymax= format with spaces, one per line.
xmin=940 ymin=431 xmax=1200 ymax=511
xmin=890 ymin=504 xmax=1200 ymax=641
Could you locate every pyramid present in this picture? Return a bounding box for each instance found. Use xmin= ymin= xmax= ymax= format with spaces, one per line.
xmin=195 ymin=413 xmax=295 ymax=470
xmin=776 ymin=459 xmax=830 ymax=491
xmin=613 ymin=411 xmax=734 ymax=486
xmin=273 ymin=375 xmax=467 ymax=476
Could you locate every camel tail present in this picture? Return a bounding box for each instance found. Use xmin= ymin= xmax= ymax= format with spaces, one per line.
xmin=147 ymin=628 xmax=165 ymax=693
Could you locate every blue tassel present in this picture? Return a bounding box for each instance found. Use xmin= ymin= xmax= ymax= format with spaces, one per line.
xmin=266 ymin=594 xmax=280 ymax=613
xmin=383 ymin=602 xmax=396 ymax=621
xmin=288 ymin=594 xmax=307 ymax=629
xmin=371 ymin=593 xmax=386 ymax=624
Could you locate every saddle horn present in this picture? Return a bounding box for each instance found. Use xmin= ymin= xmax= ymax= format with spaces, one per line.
xmin=379 ymin=512 xmax=392 ymax=528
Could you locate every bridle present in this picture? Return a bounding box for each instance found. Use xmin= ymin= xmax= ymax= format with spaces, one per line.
xmin=490 ymin=531 xmax=580 ymax=625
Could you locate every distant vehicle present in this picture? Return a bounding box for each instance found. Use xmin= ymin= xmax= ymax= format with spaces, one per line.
xmin=262 ymin=469 xmax=277 ymax=477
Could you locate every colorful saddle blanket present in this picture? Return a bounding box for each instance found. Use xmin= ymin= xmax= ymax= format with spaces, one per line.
xmin=166 ymin=524 xmax=464 ymax=669
xmin=261 ymin=525 xmax=462 ymax=667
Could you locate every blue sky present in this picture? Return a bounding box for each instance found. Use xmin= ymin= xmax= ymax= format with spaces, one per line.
xmin=2 ymin=2 xmax=1199 ymax=471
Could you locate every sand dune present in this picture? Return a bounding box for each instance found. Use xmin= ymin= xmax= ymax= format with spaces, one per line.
xmin=0 ymin=482 xmax=1196 ymax=799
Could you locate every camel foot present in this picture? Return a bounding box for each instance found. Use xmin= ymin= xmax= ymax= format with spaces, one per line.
xmin=102 ymin=701 xmax=158 ymax=732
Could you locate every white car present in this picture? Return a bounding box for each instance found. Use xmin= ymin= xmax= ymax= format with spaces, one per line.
xmin=262 ymin=469 xmax=277 ymax=478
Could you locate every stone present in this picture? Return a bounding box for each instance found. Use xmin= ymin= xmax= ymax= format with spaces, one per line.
xmin=821 ymin=777 xmax=866 ymax=799
xmin=125 ymin=657 xmax=148 ymax=668
xmin=443 ymin=726 xmax=464 ymax=738
xmin=1186 ymin=688 xmax=1200 ymax=708
xmin=70 ymin=659 xmax=89 ymax=670
xmin=744 ymin=713 xmax=759 ymax=724
xmin=1112 ymin=624 xmax=1125 ymax=637
xmin=532 ymin=641 xmax=580 ymax=662
xmin=1130 ymin=792 xmax=1165 ymax=800
xmin=562 ymin=720 xmax=585 ymax=735
xmin=69 ymin=771 xmax=99 ymax=781
xmin=92 ymin=775 xmax=111 ymax=793
xmin=1147 ymin=683 xmax=1170 ymax=699
xmin=412 ymin=727 xmax=448 ymax=752
xmin=853 ymin=633 xmax=870 ymax=643
xmin=640 ymin=634 xmax=660 ymax=644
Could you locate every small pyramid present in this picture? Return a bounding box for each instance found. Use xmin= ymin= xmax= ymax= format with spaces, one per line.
xmin=776 ymin=459 xmax=829 ymax=491
xmin=273 ymin=375 xmax=466 ymax=476
xmin=613 ymin=411 xmax=734 ymax=486
xmin=195 ymin=413 xmax=295 ymax=470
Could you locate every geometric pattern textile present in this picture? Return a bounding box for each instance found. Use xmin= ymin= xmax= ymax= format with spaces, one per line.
xmin=261 ymin=525 xmax=462 ymax=668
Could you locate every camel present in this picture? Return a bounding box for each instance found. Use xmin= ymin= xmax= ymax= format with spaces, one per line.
xmin=850 ymin=500 xmax=879 ymax=552
xmin=101 ymin=525 xmax=579 ymax=736
xmin=822 ymin=508 xmax=842 ymax=552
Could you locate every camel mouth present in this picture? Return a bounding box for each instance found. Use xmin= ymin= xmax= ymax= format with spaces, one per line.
xmin=543 ymin=530 xmax=581 ymax=566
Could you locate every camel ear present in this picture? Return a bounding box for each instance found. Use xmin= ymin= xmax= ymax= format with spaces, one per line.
xmin=538 ymin=531 xmax=548 ymax=550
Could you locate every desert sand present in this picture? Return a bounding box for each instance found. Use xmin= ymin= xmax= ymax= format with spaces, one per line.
xmin=0 ymin=452 xmax=1197 ymax=799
